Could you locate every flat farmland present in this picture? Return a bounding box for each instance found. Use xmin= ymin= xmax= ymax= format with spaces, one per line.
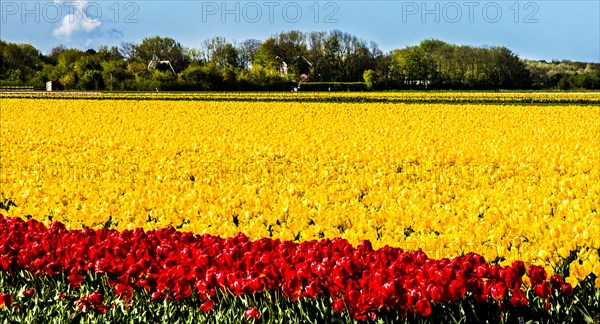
xmin=1 ymin=93 xmax=599 ymax=322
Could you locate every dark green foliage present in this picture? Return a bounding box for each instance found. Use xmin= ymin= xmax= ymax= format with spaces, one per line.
xmin=297 ymin=82 xmax=367 ymax=91
xmin=1 ymin=33 xmax=599 ymax=91
xmin=0 ymin=269 xmax=598 ymax=323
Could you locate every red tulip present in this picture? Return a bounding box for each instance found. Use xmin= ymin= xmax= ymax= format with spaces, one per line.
xmin=550 ymin=274 xmax=564 ymax=289
xmin=245 ymin=307 xmax=260 ymax=320
xmin=303 ymin=281 xmax=319 ymax=298
xmin=74 ymin=292 xmax=105 ymax=314
xmin=416 ymin=298 xmax=432 ymax=317
xmin=282 ymin=276 xmax=302 ymax=300
xmin=114 ymin=283 xmax=133 ymax=301
xmin=533 ymin=282 xmax=552 ymax=299
xmin=21 ymin=288 xmax=36 ymax=300
xmin=490 ymin=282 xmax=507 ymax=301
xmin=45 ymin=261 xmax=61 ymax=276
xmin=88 ymin=292 xmax=104 ymax=305
xmin=511 ymin=261 xmax=526 ymax=277
xmin=200 ymin=300 xmax=214 ymax=313
xmin=527 ymin=265 xmax=547 ymax=286
xmin=510 ymin=288 xmax=528 ymax=307
xmin=332 ymin=298 xmax=345 ymax=312
xmin=561 ymin=283 xmax=573 ymax=296
xmin=95 ymin=305 xmax=108 ymax=315
xmin=174 ymin=282 xmax=192 ymax=300
xmin=151 ymin=291 xmax=164 ymax=301
xmin=0 ymin=293 xmax=14 ymax=308
xmin=195 ymin=280 xmax=208 ymax=293
xmin=68 ymin=271 xmax=83 ymax=288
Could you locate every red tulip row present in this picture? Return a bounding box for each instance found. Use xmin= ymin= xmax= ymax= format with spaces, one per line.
xmin=0 ymin=215 xmax=572 ymax=320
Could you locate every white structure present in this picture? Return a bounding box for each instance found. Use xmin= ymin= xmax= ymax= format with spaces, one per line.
xmin=279 ymin=61 xmax=288 ymax=75
xmin=275 ymin=56 xmax=288 ymax=75
xmin=147 ymin=57 xmax=176 ymax=74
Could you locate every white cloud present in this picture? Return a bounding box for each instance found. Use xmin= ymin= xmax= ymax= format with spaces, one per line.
xmin=52 ymin=1 xmax=101 ymax=41
xmin=82 ymin=17 xmax=100 ymax=32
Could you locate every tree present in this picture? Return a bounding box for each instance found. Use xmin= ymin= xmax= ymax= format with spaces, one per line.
xmin=321 ymin=32 xmax=342 ymax=81
xmin=254 ymin=31 xmax=308 ymax=77
xmin=178 ymin=63 xmax=222 ymax=90
xmin=48 ymin=45 xmax=68 ymax=64
xmin=57 ymin=48 xmax=84 ymax=68
xmin=238 ymin=39 xmax=261 ymax=69
xmin=96 ymin=46 xmax=124 ymax=61
xmin=78 ymin=70 xmax=103 ymax=90
xmin=119 ymin=41 xmax=138 ymax=61
xmin=392 ymin=46 xmax=429 ymax=88
xmin=488 ymin=47 xmax=531 ymax=89
xmin=307 ymin=31 xmax=327 ymax=81
xmin=59 ymin=71 xmax=77 ymax=89
xmin=128 ymin=36 xmax=190 ymax=73
xmin=316 ymin=30 xmax=377 ymax=82
xmin=203 ymin=37 xmax=241 ymax=69
xmin=101 ymin=59 xmax=132 ymax=90
xmin=0 ymin=41 xmax=44 ymax=84
xmin=254 ymin=37 xmax=280 ymax=72
xmin=363 ymin=69 xmax=382 ymax=90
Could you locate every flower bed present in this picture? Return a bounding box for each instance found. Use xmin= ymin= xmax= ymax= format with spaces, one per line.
xmin=1 ymin=215 xmax=597 ymax=322
xmin=1 ymin=96 xmax=599 ymax=322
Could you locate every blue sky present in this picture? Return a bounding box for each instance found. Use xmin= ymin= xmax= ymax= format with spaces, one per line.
xmin=1 ymin=1 xmax=599 ymax=62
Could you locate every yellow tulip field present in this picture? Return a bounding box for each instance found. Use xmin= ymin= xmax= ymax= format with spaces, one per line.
xmin=2 ymin=95 xmax=599 ymax=294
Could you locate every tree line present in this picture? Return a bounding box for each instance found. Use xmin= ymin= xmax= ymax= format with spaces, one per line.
xmin=1 ymin=30 xmax=599 ymax=91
